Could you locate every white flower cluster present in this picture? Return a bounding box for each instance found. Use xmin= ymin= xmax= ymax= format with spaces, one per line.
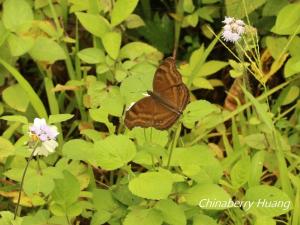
xmin=222 ymin=17 xmax=245 ymax=43
xmin=29 ymin=118 xmax=59 ymax=156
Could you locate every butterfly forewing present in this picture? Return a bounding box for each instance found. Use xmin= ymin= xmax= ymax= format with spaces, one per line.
xmin=124 ymin=57 xmax=189 ymax=130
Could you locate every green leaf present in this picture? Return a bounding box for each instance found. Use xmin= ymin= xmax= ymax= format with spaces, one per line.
xmin=29 ymin=37 xmax=66 ymax=64
xmin=76 ymin=12 xmax=110 ymax=38
xmin=271 ymin=3 xmax=300 ymax=35
xmin=125 ymin=14 xmax=145 ymax=29
xmin=281 ymin=86 xmax=299 ymax=105
xmin=231 ymin=156 xmax=251 ymax=188
xmin=0 ymin=59 xmax=48 ymax=118
xmin=225 ymin=0 xmax=266 ymax=19
xmin=51 ymin=171 xmax=80 ymax=206
xmin=2 ymin=84 xmax=29 ymax=112
xmin=182 ymin=100 xmax=220 ymax=129
xmin=129 ymin=169 xmax=180 ymax=200
xmin=169 ymin=145 xmax=222 ymax=183
xmin=0 ymin=115 xmax=28 ymax=124
xmin=254 ymin=216 xmax=276 ymax=225
xmin=265 ymin=36 xmax=288 ymax=60
xmin=62 ymin=139 xmax=94 ymax=163
xmin=111 ymin=0 xmax=139 ymax=26
xmin=192 ymin=77 xmax=213 ymax=89
xmin=193 ymin=214 xmax=218 ymax=225
xmin=77 ymin=48 xmax=105 ymax=64
xmin=184 ymin=184 xmax=231 ymax=208
xmin=242 ymin=88 xmax=274 ymax=129
xmin=284 ymin=56 xmax=300 ymax=78
xmin=249 ymin=151 xmax=265 ymax=187
xmin=93 ymin=135 xmax=136 ymax=170
xmin=48 ymin=114 xmax=74 ymax=124
xmin=124 ymin=208 xmax=163 ymax=225
xmin=155 ymin=199 xmax=186 ymax=225
xmin=196 ymin=60 xmax=228 ymax=77
xmin=2 ymin=0 xmax=33 ymax=32
xmin=244 ymin=185 xmax=292 ymax=216
xmin=7 ymin=34 xmax=34 ymax=56
xmin=24 ymin=174 xmax=55 ymax=195
xmin=102 ymin=32 xmax=122 ymax=60
xmin=0 ymin=137 xmax=14 ymax=158
xmin=183 ymin=0 xmax=195 ymax=13
xmin=128 ymin=127 xmax=169 ymax=147
xmin=93 ymin=189 xmax=118 ymax=213
xmin=262 ymin=0 xmax=288 ymax=16
xmin=244 ymin=134 xmax=267 ymax=149
xmin=120 ymin=42 xmax=162 ymax=60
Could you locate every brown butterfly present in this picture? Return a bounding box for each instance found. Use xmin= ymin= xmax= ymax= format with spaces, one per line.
xmin=124 ymin=57 xmax=189 ymax=130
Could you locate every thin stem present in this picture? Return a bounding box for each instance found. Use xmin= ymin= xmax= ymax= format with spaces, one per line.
xmin=14 ymin=143 xmax=39 ymax=219
xmin=167 ymin=124 xmax=182 ymax=168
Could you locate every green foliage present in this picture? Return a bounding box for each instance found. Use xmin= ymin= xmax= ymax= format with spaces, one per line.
xmin=0 ymin=0 xmax=299 ymax=224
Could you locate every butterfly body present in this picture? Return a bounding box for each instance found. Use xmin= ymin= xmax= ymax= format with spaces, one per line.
xmin=125 ymin=57 xmax=189 ymax=130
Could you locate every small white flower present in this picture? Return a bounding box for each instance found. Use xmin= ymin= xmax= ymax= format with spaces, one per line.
xmin=222 ymin=16 xmax=245 ymax=42
xmin=29 ymin=118 xmax=59 ymax=156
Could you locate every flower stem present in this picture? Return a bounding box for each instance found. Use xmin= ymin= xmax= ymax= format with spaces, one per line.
xmin=167 ymin=124 xmax=182 ymax=169
xmin=14 ymin=144 xmax=38 ymax=220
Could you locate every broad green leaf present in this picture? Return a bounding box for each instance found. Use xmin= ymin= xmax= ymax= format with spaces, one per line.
xmin=0 ymin=115 xmax=28 ymax=124
xmin=155 ymin=199 xmax=186 ymax=225
xmin=0 ymin=137 xmax=14 ymax=158
xmin=93 ymin=189 xmax=118 ymax=213
xmin=262 ymin=0 xmax=288 ymax=16
xmin=24 ymin=174 xmax=55 ymax=195
xmin=272 ymin=3 xmax=300 ymax=35
xmin=51 ymin=171 xmax=80 ymax=206
xmin=124 ymin=208 xmax=163 ymax=225
xmin=128 ymin=127 xmax=169 ymax=147
xmin=183 ymin=0 xmax=195 ymax=13
xmin=91 ymin=211 xmax=111 ymax=225
xmin=244 ymin=185 xmax=292 ymax=216
xmin=76 ymin=12 xmax=110 ymax=37
xmin=281 ymin=86 xmax=299 ymax=105
xmin=7 ymin=34 xmax=34 ymax=56
xmin=62 ymin=139 xmax=94 ymax=163
xmin=225 ymin=0 xmax=266 ymax=19
xmin=182 ymin=100 xmax=220 ymax=129
xmin=120 ymin=42 xmax=162 ymax=60
xmin=102 ymin=32 xmax=121 ymax=60
xmin=2 ymin=0 xmax=33 ymax=32
xmin=192 ymin=77 xmax=213 ymax=89
xmin=2 ymin=84 xmax=29 ymax=112
xmin=125 ymin=14 xmax=145 ymax=29
xmin=93 ymin=135 xmax=136 ymax=170
xmin=182 ymin=13 xmax=198 ymax=28
xmin=129 ymin=169 xmax=180 ymax=200
xmin=111 ymin=0 xmax=139 ymax=26
xmin=254 ymin=216 xmax=276 ymax=225
xmin=196 ymin=60 xmax=228 ymax=77
xmin=284 ymin=56 xmax=300 ymax=78
xmin=265 ymin=36 xmax=288 ymax=59
xmin=0 ymin=22 xmax=9 ymax=48
xmin=249 ymin=151 xmax=265 ymax=187
xmin=89 ymin=108 xmax=115 ymax=134
xmin=244 ymin=134 xmax=267 ymax=149
xmin=169 ymin=145 xmax=222 ymax=183
xmin=231 ymin=156 xmax=251 ymax=188
xmin=113 ymin=184 xmax=142 ymax=206
xmin=193 ymin=214 xmax=218 ymax=225
xmin=29 ymin=37 xmax=66 ymax=64
xmin=77 ymin=48 xmax=105 ymax=64
xmin=48 ymin=114 xmax=74 ymax=124
xmin=288 ymin=36 xmax=300 ymax=58
xmin=184 ymin=183 xmax=231 ymax=208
